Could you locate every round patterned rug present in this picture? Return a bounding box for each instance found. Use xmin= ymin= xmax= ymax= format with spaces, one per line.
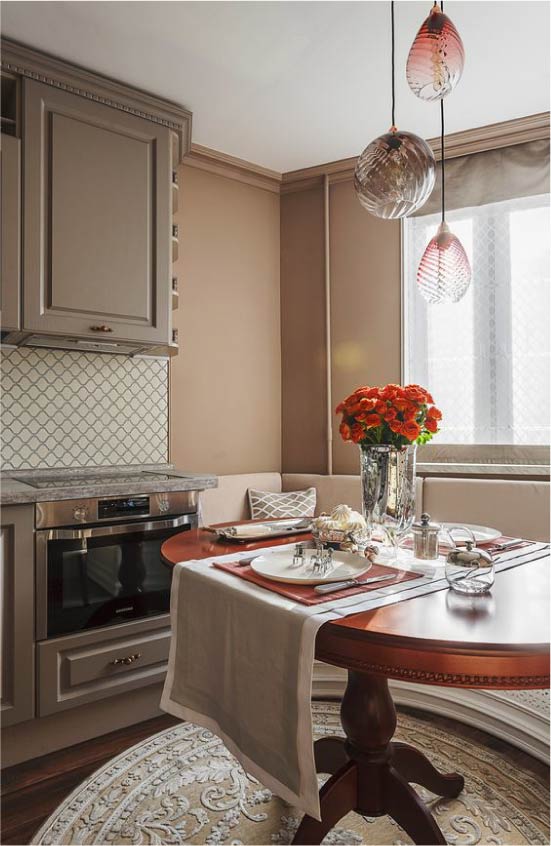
xmin=33 ymin=702 xmax=549 ymax=845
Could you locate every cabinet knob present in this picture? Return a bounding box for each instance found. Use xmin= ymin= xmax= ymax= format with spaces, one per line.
xmin=90 ymin=325 xmax=113 ymax=333
xmin=110 ymin=653 xmax=142 ymax=666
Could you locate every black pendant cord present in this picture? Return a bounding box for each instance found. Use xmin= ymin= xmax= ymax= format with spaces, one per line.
xmin=440 ymin=0 xmax=445 ymax=223
xmin=391 ymin=0 xmax=396 ymax=127
xmin=440 ymin=98 xmax=445 ymax=224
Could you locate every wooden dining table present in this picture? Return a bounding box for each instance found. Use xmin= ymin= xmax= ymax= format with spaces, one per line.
xmin=161 ymin=524 xmax=550 ymax=846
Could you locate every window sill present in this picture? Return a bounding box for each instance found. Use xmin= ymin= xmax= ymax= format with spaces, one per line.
xmin=417 ymin=462 xmax=550 ymax=480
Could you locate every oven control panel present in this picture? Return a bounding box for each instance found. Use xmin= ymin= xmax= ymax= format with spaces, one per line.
xmin=35 ymin=490 xmax=198 ymax=528
xmin=98 ymin=496 xmax=150 ymax=520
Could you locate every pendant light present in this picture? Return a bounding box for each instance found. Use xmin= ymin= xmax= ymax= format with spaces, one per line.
xmin=406 ymin=1 xmax=465 ymax=101
xmin=354 ymin=1 xmax=435 ymax=219
xmin=417 ymin=98 xmax=471 ymax=304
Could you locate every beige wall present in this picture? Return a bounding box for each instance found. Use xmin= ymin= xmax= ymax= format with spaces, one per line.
xmin=172 ymin=164 xmax=400 ymax=478
xmin=280 ymin=178 xmax=401 ymax=475
xmin=170 ymin=166 xmax=281 ymax=474
xmin=280 ymin=186 xmax=327 ymax=474
xmin=329 ymin=180 xmax=401 ymax=474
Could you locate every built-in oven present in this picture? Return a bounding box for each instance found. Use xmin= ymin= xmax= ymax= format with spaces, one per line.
xmin=35 ymin=491 xmax=197 ymax=640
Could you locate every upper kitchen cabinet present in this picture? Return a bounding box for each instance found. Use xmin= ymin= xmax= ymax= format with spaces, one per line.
xmin=1 ymin=39 xmax=191 ymax=352
xmin=23 ymin=79 xmax=171 ymax=345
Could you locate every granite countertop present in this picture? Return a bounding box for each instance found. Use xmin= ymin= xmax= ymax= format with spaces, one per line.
xmin=0 ymin=464 xmax=218 ymax=505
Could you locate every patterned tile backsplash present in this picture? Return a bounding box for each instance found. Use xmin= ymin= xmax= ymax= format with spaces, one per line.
xmin=1 ymin=348 xmax=168 ymax=470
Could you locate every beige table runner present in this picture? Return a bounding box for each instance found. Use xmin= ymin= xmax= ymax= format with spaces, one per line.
xmin=161 ymin=542 xmax=548 ymax=820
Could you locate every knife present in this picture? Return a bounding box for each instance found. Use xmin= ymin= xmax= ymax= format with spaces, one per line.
xmin=314 ymin=573 xmax=397 ymax=594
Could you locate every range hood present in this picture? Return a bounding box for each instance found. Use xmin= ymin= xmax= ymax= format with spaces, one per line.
xmin=0 ymin=331 xmax=176 ymax=357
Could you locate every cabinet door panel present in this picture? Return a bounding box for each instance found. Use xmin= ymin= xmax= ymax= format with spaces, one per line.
xmin=23 ymin=79 xmax=170 ymax=343
xmin=0 ymin=134 xmax=21 ymax=331
xmin=1 ymin=505 xmax=34 ymax=727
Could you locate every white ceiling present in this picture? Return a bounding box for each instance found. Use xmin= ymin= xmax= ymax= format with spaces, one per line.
xmin=2 ymin=1 xmax=549 ymax=172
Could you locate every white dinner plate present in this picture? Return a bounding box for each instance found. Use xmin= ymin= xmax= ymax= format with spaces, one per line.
xmin=250 ymin=549 xmax=372 ymax=585
xmin=441 ymin=523 xmax=501 ymax=544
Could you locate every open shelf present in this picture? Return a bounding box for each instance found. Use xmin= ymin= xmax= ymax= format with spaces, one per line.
xmin=1 ymin=74 xmax=19 ymax=137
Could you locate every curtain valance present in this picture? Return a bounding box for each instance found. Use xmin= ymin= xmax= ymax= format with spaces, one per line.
xmin=414 ymin=138 xmax=550 ymax=216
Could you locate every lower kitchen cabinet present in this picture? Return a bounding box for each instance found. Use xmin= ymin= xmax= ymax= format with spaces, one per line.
xmin=0 ymin=504 xmax=34 ymax=727
xmin=37 ymin=615 xmax=171 ymax=716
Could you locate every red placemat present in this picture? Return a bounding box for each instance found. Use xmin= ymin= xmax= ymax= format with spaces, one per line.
xmin=212 ymin=560 xmax=422 ymax=606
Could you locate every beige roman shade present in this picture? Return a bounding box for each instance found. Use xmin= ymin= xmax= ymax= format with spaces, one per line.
xmin=416 ymin=138 xmax=550 ymax=216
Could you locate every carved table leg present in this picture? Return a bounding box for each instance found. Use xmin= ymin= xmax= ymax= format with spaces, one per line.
xmin=391 ymin=741 xmax=464 ymax=797
xmin=384 ymin=766 xmax=447 ymax=845
xmin=292 ymin=671 xmax=462 ymax=845
xmin=293 ymin=761 xmax=358 ymax=845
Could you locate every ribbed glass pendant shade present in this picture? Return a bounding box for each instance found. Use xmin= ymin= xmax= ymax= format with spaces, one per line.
xmin=354 ymin=128 xmax=436 ymax=219
xmin=417 ymin=222 xmax=471 ymax=303
xmin=406 ymin=4 xmax=465 ymax=101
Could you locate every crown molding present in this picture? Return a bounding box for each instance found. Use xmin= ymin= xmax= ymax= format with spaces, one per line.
xmin=183 ymin=143 xmax=282 ymax=194
xmin=0 ymin=37 xmax=192 ymax=161
xmin=281 ymin=112 xmax=551 ymax=194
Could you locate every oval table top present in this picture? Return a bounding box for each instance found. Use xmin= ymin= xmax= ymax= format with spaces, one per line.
xmin=162 ymin=526 xmax=550 ymax=690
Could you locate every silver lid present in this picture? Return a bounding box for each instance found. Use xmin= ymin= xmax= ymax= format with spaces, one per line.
xmin=412 ymin=512 xmax=440 ymax=533
xmin=446 ymin=540 xmax=494 ymax=568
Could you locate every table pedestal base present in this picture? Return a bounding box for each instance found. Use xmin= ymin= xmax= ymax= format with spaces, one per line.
xmin=293 ymin=671 xmax=464 ymax=845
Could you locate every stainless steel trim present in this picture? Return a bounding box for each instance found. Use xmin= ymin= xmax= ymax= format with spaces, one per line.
xmin=36 ymin=490 xmax=197 ymax=529
xmin=40 ymin=513 xmax=194 ymax=540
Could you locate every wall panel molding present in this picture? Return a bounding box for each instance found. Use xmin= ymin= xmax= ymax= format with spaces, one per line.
xmin=282 ymin=112 xmax=551 ymax=193
xmin=184 ymin=144 xmax=282 ymax=194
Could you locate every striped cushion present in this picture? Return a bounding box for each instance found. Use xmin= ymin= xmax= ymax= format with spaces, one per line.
xmin=248 ymin=487 xmax=316 ymax=520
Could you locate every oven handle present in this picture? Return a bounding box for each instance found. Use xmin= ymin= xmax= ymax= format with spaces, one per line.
xmin=41 ymin=513 xmax=195 ymax=541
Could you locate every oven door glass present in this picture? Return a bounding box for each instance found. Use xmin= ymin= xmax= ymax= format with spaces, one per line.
xmin=45 ymin=522 xmax=190 ymax=638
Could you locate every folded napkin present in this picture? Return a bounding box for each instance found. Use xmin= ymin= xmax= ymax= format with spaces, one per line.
xmin=213 ymin=560 xmax=420 ymax=606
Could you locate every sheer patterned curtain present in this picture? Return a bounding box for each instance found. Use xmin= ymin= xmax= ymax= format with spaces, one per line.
xmin=404 ymin=193 xmax=550 ymax=446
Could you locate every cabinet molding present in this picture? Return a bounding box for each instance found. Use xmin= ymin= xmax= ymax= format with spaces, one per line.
xmin=1 ymin=37 xmax=192 ymax=162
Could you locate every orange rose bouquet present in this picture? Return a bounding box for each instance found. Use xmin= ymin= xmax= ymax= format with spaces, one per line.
xmin=336 ymin=383 xmax=442 ymax=448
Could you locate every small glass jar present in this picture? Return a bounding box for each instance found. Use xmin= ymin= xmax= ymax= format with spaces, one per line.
xmin=411 ymin=513 xmax=440 ymax=560
xmin=445 ymin=540 xmax=495 ymax=595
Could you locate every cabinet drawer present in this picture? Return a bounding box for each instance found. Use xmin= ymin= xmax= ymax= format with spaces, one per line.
xmin=37 ymin=616 xmax=170 ymax=716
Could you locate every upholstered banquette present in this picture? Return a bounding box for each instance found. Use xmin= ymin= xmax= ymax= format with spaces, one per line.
xmin=200 ymin=472 xmax=550 ymax=762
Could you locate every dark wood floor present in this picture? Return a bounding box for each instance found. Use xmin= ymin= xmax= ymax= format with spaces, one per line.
xmin=1 ymin=714 xmax=179 ymax=845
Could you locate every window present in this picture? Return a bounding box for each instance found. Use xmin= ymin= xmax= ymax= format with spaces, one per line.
xmin=403 ymin=193 xmax=550 ymax=451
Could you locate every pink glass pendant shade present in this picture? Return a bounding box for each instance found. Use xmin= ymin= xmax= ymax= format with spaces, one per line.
xmin=354 ymin=128 xmax=436 ymax=219
xmin=406 ymin=4 xmax=465 ymax=101
xmin=417 ymin=221 xmax=471 ymax=303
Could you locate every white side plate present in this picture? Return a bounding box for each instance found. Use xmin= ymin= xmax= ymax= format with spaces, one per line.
xmin=250 ymin=549 xmax=372 ymax=585
xmin=441 ymin=523 xmax=501 ymax=544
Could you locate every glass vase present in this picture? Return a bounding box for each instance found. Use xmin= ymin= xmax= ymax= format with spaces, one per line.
xmin=360 ymin=444 xmax=417 ymax=556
